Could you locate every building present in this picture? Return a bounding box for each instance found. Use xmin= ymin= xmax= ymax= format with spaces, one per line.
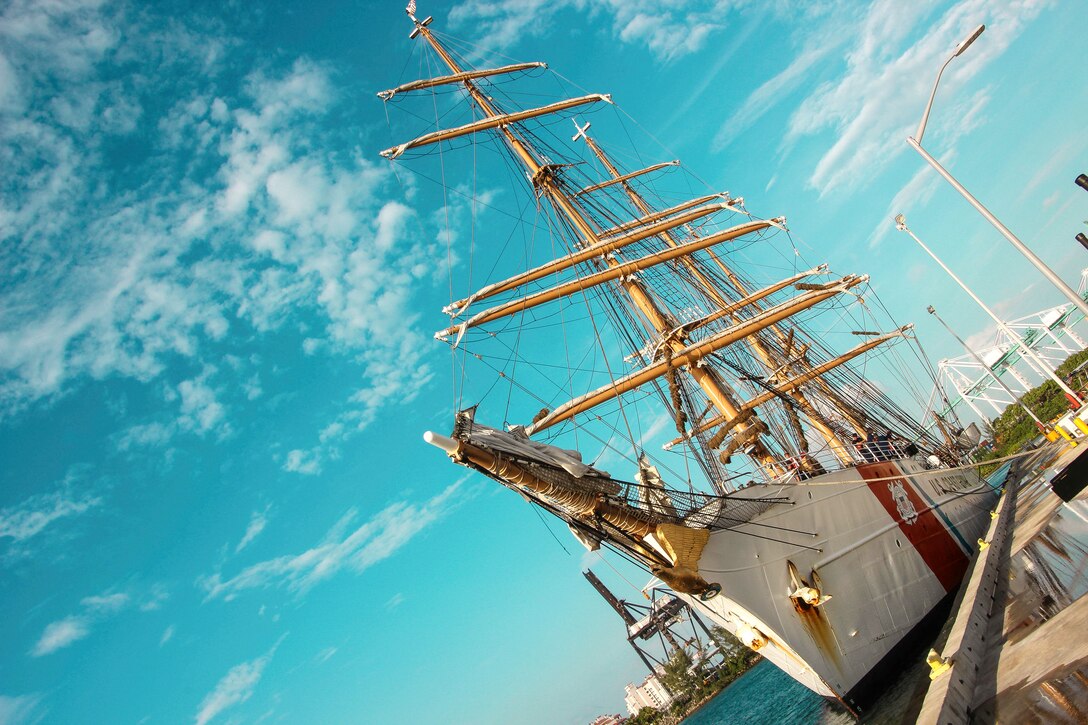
xmin=588 ymin=715 xmax=623 ymax=725
xmin=623 ymin=673 xmax=674 ymax=716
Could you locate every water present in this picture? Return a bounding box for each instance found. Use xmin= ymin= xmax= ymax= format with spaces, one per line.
xmin=986 ymin=460 xmax=1013 ymax=489
xmin=683 ymin=660 xmax=851 ymax=725
xmin=683 ymin=656 xmax=931 ymax=725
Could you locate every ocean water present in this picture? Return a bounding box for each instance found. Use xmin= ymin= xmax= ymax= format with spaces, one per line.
xmin=683 ymin=660 xmax=849 ymax=725
xmin=682 ymin=656 xmax=927 ymax=725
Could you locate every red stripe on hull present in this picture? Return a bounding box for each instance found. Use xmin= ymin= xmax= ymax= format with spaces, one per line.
xmin=856 ymin=462 xmax=969 ymax=592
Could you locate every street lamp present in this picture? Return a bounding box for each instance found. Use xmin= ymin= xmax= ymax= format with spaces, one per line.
xmin=894 ymin=213 xmax=1082 ymax=404
xmin=906 ymin=24 xmax=1088 ymax=319
xmin=927 ymin=305 xmax=1046 ymax=431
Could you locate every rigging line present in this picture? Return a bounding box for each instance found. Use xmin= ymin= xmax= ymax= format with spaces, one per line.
xmin=382 ymin=163 xmax=534 ymax=225
xmin=530 ymin=502 xmax=571 ymax=556
xmin=606 ymin=474 xmax=791 ymax=504
xmin=719 ymin=517 xmax=818 ymax=537
xmin=427 ymin=50 xmax=464 ymax=416
xmin=477 ymin=319 xmax=631 ymax=413
xmin=501 ymin=203 xmax=540 ymax=426
xmin=528 ymin=192 xmax=641 ymax=457
xmin=555 ymin=222 xmax=580 ymax=450
xmin=599 ymin=552 xmax=651 ymax=596
xmin=714 ymin=527 xmax=824 ymax=553
xmin=491 ymin=475 xmax=668 ymax=571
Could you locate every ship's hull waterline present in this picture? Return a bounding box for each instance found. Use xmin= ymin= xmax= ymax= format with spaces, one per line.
xmin=666 ymin=458 xmax=996 ymax=712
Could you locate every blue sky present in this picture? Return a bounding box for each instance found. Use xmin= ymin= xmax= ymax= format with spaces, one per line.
xmin=1 ymin=0 xmax=1086 ymax=723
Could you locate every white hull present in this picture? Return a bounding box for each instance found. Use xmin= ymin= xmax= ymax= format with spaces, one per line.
xmin=669 ymin=458 xmax=996 ymax=711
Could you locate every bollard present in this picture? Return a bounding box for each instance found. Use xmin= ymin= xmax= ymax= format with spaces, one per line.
xmin=1054 ymin=425 xmax=1078 ymax=447
xmin=926 ymin=649 xmax=952 ymax=679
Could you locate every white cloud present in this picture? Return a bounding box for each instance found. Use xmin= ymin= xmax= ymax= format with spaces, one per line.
xmin=1 ymin=2 xmax=443 ymax=462
xmin=80 ymin=592 xmax=129 ymax=614
xmin=201 ymin=482 xmax=464 ymax=601
xmin=29 ymin=583 xmax=166 ymax=656
xmin=1022 ymin=134 xmax=1088 ymax=200
xmin=116 ymin=421 xmax=176 ymax=451
xmin=449 ymin=0 xmax=732 ymax=61
xmin=714 ymin=40 xmax=841 ymax=150
xmin=0 ymin=52 xmax=22 ymax=113
xmin=236 ymin=508 xmax=270 ymax=553
xmin=176 ymin=368 xmax=228 ymax=436
xmin=779 ymin=0 xmax=1047 ymax=198
xmin=863 ymin=161 xmax=947 ymax=250
xmin=0 ymin=479 xmax=101 ymax=544
xmin=384 ymin=593 xmax=405 ymax=611
xmin=30 ymin=616 xmax=89 ymax=657
xmin=139 ymin=584 xmax=170 ymax=612
xmin=160 ymin=625 xmax=175 ymax=647
xmin=314 ymin=646 xmax=337 ymax=663
xmin=194 ymin=638 xmax=283 ymax=725
xmin=282 ymin=449 xmax=322 ymax=476
xmin=0 ymin=693 xmax=42 ymax=725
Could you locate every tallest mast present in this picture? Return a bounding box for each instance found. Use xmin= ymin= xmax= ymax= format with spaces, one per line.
xmin=399 ymin=7 xmax=788 ymax=478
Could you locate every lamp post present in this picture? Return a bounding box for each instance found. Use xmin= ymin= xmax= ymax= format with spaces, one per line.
xmin=906 ymin=24 xmax=1088 ymax=320
xmin=894 ymin=214 xmax=1082 ymax=405
xmin=927 ymin=305 xmax=1046 ymax=431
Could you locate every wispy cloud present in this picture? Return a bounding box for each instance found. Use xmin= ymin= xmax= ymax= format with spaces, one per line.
xmin=0 ymin=469 xmax=101 ymax=561
xmin=0 ymin=0 xmax=441 ymax=463
xmin=80 ymin=592 xmax=130 ymax=614
xmin=0 ymin=693 xmax=43 ymax=725
xmin=778 ymin=0 xmax=1046 ymax=198
xmin=201 ymin=482 xmax=464 ymax=601
xmin=282 ymin=448 xmax=322 ymax=476
xmin=30 ymin=617 xmax=90 ymax=657
xmin=194 ymin=637 xmax=284 ymax=725
xmin=713 ymin=38 xmax=843 ymax=150
xmin=0 ymin=487 xmax=100 ymax=544
xmin=29 ymin=584 xmax=168 ymax=656
xmin=160 ymin=625 xmax=175 ymax=647
xmin=236 ymin=507 xmax=271 ymax=553
xmin=449 ymin=0 xmax=731 ymax=61
xmin=863 ymin=152 xmax=954 ymax=250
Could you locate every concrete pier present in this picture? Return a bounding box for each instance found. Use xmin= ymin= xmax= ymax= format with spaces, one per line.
xmin=916 ymin=443 xmax=1088 ymax=724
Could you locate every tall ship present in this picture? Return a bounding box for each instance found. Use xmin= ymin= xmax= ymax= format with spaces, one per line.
xmin=380 ymin=7 xmax=997 ymax=715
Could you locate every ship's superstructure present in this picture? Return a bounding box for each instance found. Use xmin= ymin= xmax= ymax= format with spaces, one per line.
xmin=380 ymin=8 xmax=997 ymax=715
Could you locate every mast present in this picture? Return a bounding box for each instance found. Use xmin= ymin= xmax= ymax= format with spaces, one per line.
xmin=573 ymin=125 xmax=855 ymax=469
xmin=403 ymin=13 xmax=792 ymax=477
xmin=393 ymin=10 xmax=932 ymax=486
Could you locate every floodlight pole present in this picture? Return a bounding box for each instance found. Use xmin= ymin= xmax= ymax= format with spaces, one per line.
xmin=895 ymin=214 xmax=1082 ymax=405
xmin=928 ymin=305 xmax=1046 ymax=430
xmin=906 ymin=24 xmax=1088 ymax=321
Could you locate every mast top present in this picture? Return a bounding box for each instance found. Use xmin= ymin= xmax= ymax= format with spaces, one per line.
xmin=405 ymin=1 xmax=432 ymax=39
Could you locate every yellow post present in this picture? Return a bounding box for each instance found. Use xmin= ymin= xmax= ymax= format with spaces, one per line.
xmin=1045 ymin=429 xmax=1061 ymax=442
xmin=1074 ymin=418 xmax=1088 ymax=436
xmin=926 ymin=649 xmax=952 ymax=679
xmin=1055 ymin=425 xmax=1078 ymax=447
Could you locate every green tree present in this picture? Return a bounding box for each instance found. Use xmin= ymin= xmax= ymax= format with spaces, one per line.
xmin=708 ymin=625 xmax=742 ymax=658
xmin=978 ymin=348 xmax=1088 ymax=473
xmin=660 ymin=648 xmax=699 ymax=699
xmin=627 ymin=706 xmax=660 ymax=725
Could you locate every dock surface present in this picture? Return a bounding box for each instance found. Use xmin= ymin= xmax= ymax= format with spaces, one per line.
xmin=916 ymin=443 xmax=1088 ymax=724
